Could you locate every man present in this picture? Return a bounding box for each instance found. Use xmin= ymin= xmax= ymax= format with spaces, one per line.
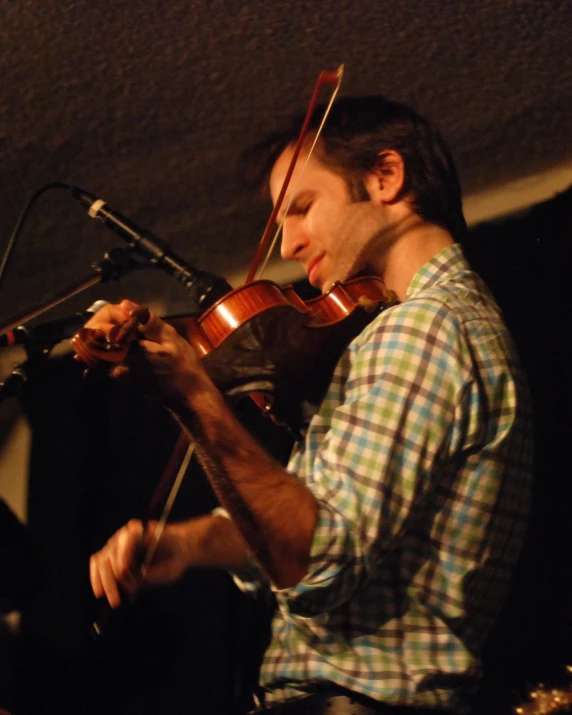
xmin=88 ymin=96 xmax=533 ymax=714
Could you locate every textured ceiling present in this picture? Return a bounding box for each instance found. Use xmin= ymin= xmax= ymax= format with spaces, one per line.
xmin=1 ymin=0 xmax=571 ymax=326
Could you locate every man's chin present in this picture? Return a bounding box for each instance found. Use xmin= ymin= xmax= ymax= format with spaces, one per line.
xmin=322 ymin=265 xmax=370 ymax=293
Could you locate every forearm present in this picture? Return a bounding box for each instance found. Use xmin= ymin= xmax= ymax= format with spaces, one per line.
xmin=170 ymin=380 xmax=319 ymax=589
xmin=178 ymin=513 xmax=251 ymax=571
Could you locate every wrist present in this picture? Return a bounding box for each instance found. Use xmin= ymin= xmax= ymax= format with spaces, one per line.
xmin=169 ymin=518 xmax=204 ymax=570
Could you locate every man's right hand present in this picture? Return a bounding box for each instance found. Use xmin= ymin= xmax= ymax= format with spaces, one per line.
xmin=90 ymin=514 xmax=252 ymax=607
xmin=89 ymin=519 xmax=193 ymax=608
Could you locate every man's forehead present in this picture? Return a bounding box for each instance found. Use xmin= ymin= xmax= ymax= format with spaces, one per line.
xmin=269 ymin=140 xmax=331 ymax=195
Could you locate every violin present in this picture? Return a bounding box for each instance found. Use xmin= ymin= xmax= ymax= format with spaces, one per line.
xmin=72 ymin=275 xmax=398 ymax=431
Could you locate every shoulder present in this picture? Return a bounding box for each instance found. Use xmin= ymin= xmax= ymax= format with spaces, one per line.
xmin=341 ymin=297 xmax=470 ymax=402
xmin=354 ymin=295 xmax=464 ymax=359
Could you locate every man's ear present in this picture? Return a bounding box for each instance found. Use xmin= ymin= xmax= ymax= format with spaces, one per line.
xmin=366 ymin=150 xmax=406 ymax=204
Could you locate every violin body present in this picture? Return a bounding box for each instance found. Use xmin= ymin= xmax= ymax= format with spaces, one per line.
xmin=72 ymin=276 xmax=398 ymax=432
xmin=179 ymin=276 xmax=397 ymax=429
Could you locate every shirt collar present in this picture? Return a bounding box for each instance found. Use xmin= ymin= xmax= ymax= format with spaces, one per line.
xmin=405 ymin=243 xmax=468 ymax=300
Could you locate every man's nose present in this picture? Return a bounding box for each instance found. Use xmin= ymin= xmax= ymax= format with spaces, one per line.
xmin=280 ymin=219 xmax=309 ymax=261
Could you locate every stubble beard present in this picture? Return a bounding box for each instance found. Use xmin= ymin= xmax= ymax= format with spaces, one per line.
xmin=324 ymin=202 xmax=390 ymax=290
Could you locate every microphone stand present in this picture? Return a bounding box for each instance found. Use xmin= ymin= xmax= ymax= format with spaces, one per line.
xmin=0 ymin=247 xmax=143 ymax=404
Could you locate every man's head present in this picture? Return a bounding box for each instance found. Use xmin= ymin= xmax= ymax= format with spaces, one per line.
xmin=248 ymin=95 xmax=466 ymax=292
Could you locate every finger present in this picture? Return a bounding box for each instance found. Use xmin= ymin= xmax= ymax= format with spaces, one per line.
xmin=109 ymin=364 xmax=130 ymax=379
xmin=94 ymin=553 xmax=122 ymax=608
xmin=89 ymin=554 xmax=104 ymax=599
xmin=120 ymin=299 xmax=143 ymax=314
xmin=119 ymin=520 xmax=146 ymax=574
xmin=117 ymin=568 xmax=140 ymax=596
xmin=105 ymin=546 xmax=139 ymax=597
xmin=84 ymin=303 xmax=132 ymax=330
xmin=108 ymin=524 xmax=144 ymax=589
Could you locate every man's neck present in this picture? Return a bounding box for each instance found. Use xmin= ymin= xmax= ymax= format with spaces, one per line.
xmin=372 ymin=221 xmax=455 ymax=302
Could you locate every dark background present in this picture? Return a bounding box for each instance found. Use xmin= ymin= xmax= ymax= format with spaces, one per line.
xmin=1 ymin=1 xmax=572 ymax=713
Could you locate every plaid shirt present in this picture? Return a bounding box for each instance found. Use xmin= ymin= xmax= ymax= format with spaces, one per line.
xmin=234 ymin=244 xmax=533 ymax=710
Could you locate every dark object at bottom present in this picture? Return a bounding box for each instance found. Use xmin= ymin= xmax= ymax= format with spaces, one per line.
xmin=252 ymin=691 xmax=455 ymax=715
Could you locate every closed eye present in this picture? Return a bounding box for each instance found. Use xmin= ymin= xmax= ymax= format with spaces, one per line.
xmin=276 ymin=191 xmax=315 ymax=227
xmin=286 ymin=194 xmax=314 ymax=218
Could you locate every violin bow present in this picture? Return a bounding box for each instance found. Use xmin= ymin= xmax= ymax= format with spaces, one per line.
xmin=140 ymin=435 xmax=196 ymax=578
xmin=144 ymin=66 xmax=345 ymax=543
xmin=98 ymin=67 xmax=344 ymax=604
xmin=245 ymin=65 xmax=344 ymax=284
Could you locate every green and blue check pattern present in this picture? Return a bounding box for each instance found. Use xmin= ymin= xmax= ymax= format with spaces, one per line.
xmin=237 ymin=244 xmax=533 ymax=710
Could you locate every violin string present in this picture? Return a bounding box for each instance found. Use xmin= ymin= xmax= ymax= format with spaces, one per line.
xmin=139 ymin=439 xmax=196 ymax=579
xmin=257 ymin=66 xmax=344 ymax=281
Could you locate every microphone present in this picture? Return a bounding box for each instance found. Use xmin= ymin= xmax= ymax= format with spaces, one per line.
xmin=0 ymin=300 xmax=108 ymax=349
xmin=69 ymin=187 xmax=232 ymax=310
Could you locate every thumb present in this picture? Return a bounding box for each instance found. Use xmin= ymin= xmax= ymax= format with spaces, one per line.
xmin=119 ymin=299 xmax=143 ymax=316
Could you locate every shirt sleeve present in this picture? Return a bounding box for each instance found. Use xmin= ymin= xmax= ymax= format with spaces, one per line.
xmin=277 ymin=298 xmax=468 ymax=616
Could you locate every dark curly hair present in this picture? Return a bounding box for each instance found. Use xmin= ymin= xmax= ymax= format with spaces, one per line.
xmin=246 ymin=95 xmax=467 ymax=241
